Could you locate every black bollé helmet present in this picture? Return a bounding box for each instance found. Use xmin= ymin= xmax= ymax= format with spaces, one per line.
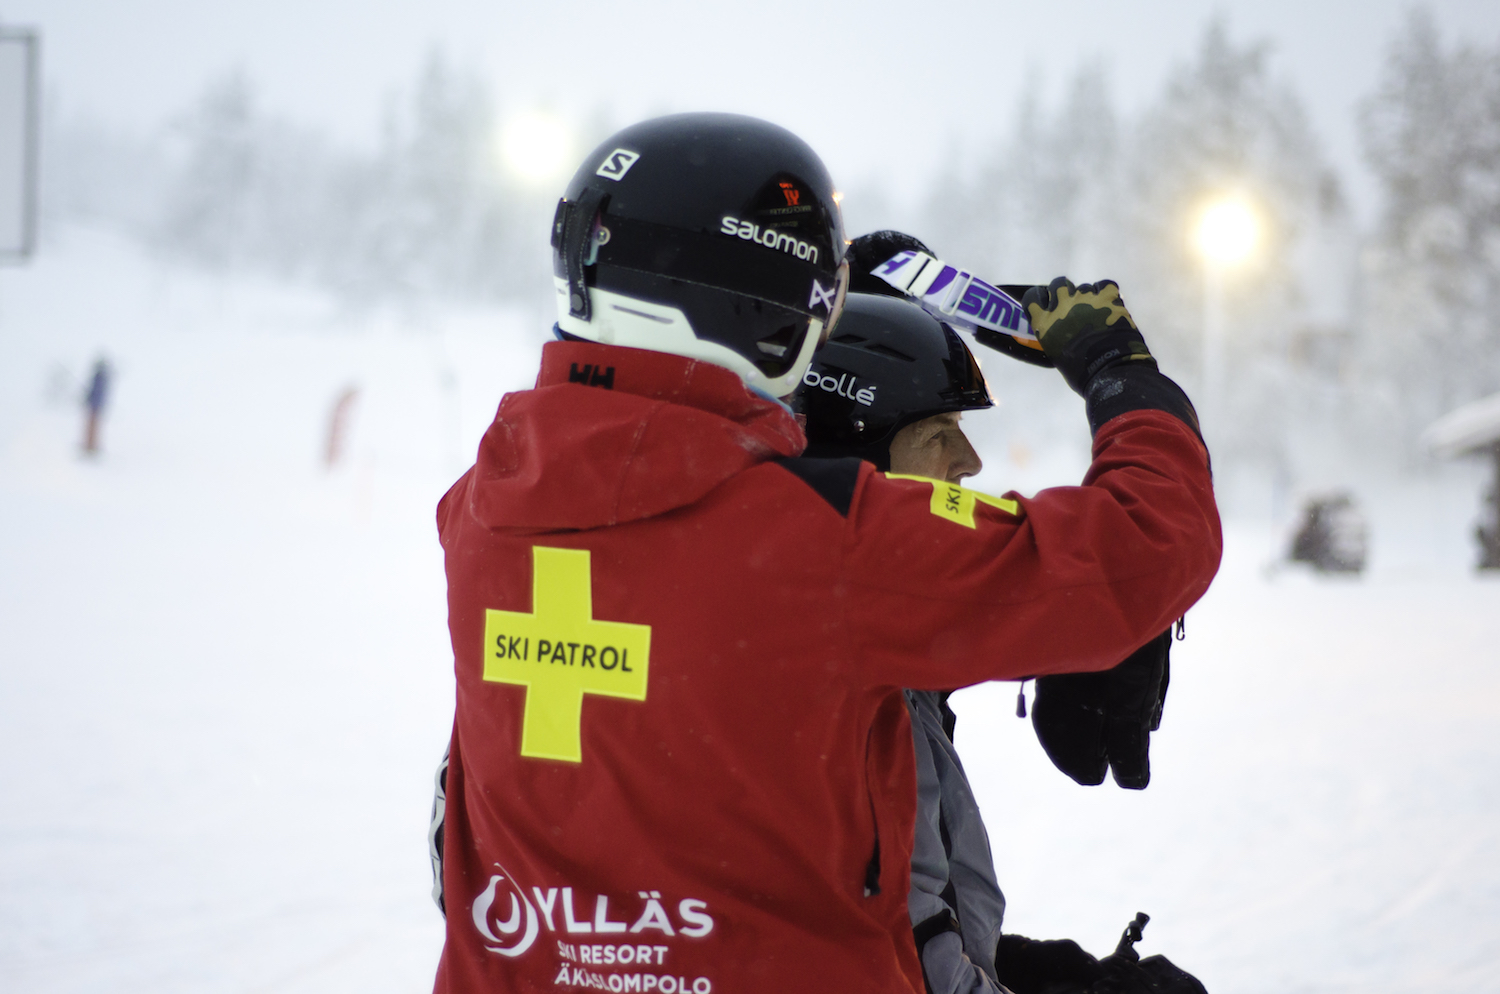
xmin=551 ymin=113 xmax=849 ymax=397
xmin=795 ymin=293 xmax=992 ymax=470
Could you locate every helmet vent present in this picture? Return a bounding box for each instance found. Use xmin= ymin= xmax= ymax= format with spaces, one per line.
xmin=865 ymin=343 xmax=917 ymax=363
xmin=611 ymin=304 xmax=674 ymax=325
xmin=753 ymin=323 xmax=806 ymax=375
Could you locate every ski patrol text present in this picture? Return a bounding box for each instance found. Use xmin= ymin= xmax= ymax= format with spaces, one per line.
xmin=482 ymin=547 xmax=652 ymax=763
xmin=492 ymin=634 xmax=635 ymax=672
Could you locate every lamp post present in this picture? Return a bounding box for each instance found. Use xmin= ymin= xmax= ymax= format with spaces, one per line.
xmin=1192 ymin=197 xmax=1260 ymax=420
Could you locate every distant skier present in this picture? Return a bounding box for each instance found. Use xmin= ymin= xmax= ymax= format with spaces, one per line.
xmin=81 ymin=356 xmax=112 ymax=457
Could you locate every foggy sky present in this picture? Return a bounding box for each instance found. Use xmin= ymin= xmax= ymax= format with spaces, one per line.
xmin=10 ymin=0 xmax=1500 ymax=224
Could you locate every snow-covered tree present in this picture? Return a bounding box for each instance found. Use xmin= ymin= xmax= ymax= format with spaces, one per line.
xmin=334 ymin=52 xmax=516 ymax=300
xmin=919 ymin=22 xmax=1344 ymax=479
xmin=156 ymin=70 xmax=344 ymax=283
xmin=1358 ymin=8 xmax=1500 ymax=439
xmin=157 ymin=70 xmax=261 ymax=269
xmin=917 ymin=68 xmax=1121 ymax=286
xmin=141 ymin=53 xmax=558 ymax=306
xmin=1116 ymin=20 xmax=1331 ymax=391
xmin=1015 ymin=68 xmax=1122 ymax=283
xmin=40 ymin=100 xmax=169 ymax=237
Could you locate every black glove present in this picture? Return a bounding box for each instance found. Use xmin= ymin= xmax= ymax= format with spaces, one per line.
xmin=1021 ymin=277 xmax=1156 ymax=396
xmin=1031 ymin=630 xmax=1172 ymax=789
xmin=1096 ymin=915 xmax=1208 ymax=994
xmin=995 ymin=934 xmax=1103 ymax=994
xmin=997 ymin=916 xmax=1209 ymax=994
xmin=1096 ymin=954 xmax=1208 ymax=994
xmin=846 ymin=230 xmax=935 ymax=297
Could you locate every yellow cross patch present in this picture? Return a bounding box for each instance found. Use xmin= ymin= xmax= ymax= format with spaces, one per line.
xmin=885 ymin=474 xmax=1020 ymax=529
xmin=482 ymin=547 xmax=651 ymax=763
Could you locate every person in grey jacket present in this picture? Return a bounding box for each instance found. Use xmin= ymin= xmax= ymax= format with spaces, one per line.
xmin=797 ymin=289 xmax=1011 ymax=992
xmin=798 ymin=242 xmax=1210 ymax=994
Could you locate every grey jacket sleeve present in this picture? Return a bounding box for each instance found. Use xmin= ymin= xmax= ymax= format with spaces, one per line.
xmin=905 ymin=690 xmax=1012 ymax=994
xmin=430 ymin=745 xmax=449 ymax=916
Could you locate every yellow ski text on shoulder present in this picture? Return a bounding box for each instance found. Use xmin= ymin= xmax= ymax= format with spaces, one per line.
xmin=885 ymin=474 xmax=1020 ymax=529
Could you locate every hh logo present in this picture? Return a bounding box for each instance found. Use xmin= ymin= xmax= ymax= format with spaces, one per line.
xmin=595 ymin=148 xmax=641 ymax=181
xmin=568 ymin=363 xmax=616 ymax=389
xmin=483 ymin=548 xmax=651 ymax=763
xmin=779 ymin=181 xmax=801 ymax=206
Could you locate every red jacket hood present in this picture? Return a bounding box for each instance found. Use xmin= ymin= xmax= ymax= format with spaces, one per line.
xmin=459 ymin=341 xmax=807 ymax=532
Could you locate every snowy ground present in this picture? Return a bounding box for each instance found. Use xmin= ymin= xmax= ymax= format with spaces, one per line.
xmin=2 ymin=227 xmax=1497 ymax=993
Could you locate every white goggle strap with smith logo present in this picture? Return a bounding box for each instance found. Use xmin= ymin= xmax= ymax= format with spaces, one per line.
xmin=870 ymin=250 xmax=1040 ymax=345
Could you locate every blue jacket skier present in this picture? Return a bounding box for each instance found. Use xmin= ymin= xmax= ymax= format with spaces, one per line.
xmin=82 ymin=356 xmax=112 ymax=456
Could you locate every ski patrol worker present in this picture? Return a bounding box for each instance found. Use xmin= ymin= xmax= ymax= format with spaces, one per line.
xmin=428 ymin=112 xmax=1221 ymax=994
xmin=797 ymin=288 xmax=1210 ymax=994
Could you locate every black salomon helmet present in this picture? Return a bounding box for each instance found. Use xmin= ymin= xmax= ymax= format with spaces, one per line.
xmin=551 ymin=113 xmax=849 ymax=397
xmin=795 ymin=293 xmax=992 ymax=470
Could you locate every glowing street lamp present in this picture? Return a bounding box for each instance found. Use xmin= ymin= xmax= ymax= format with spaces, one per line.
xmin=499 ymin=111 xmax=575 ymax=186
xmin=1194 ymin=198 xmax=1260 ymax=267
xmin=1192 ymin=195 xmax=1261 ymax=413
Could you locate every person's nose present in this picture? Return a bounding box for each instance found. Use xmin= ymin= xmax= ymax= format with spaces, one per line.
xmin=946 ymin=432 xmax=982 ymax=482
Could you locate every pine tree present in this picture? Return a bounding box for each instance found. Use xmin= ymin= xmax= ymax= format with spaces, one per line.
xmin=158 ymin=70 xmax=260 ymax=269
xmin=1359 ymin=8 xmax=1500 ymax=436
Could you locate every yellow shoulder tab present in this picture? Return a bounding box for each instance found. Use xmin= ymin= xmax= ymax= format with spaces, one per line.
xmin=884 ymin=474 xmax=1020 ymax=529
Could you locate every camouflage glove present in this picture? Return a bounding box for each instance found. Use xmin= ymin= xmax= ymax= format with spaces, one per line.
xmin=1021 ymin=277 xmax=1156 ymax=396
xmin=1030 ymin=630 xmax=1172 ymax=790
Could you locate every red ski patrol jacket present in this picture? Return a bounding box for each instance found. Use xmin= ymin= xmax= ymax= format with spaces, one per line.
xmin=432 ymin=340 xmax=1220 ymax=994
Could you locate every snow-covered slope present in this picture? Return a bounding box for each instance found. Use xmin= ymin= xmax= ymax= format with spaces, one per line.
xmin=955 ymin=525 xmax=1500 ymax=993
xmin=1 ymin=228 xmax=1496 ymax=993
xmin=0 ymin=228 xmax=544 ymax=993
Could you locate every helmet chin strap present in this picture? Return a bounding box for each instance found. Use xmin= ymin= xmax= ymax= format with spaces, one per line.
xmin=770 ymin=316 xmax=824 ymax=398
xmin=747 ymin=385 xmax=794 ymax=413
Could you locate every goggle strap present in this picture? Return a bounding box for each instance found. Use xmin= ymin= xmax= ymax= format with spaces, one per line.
xmin=555 ymin=188 xmax=609 ymax=320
